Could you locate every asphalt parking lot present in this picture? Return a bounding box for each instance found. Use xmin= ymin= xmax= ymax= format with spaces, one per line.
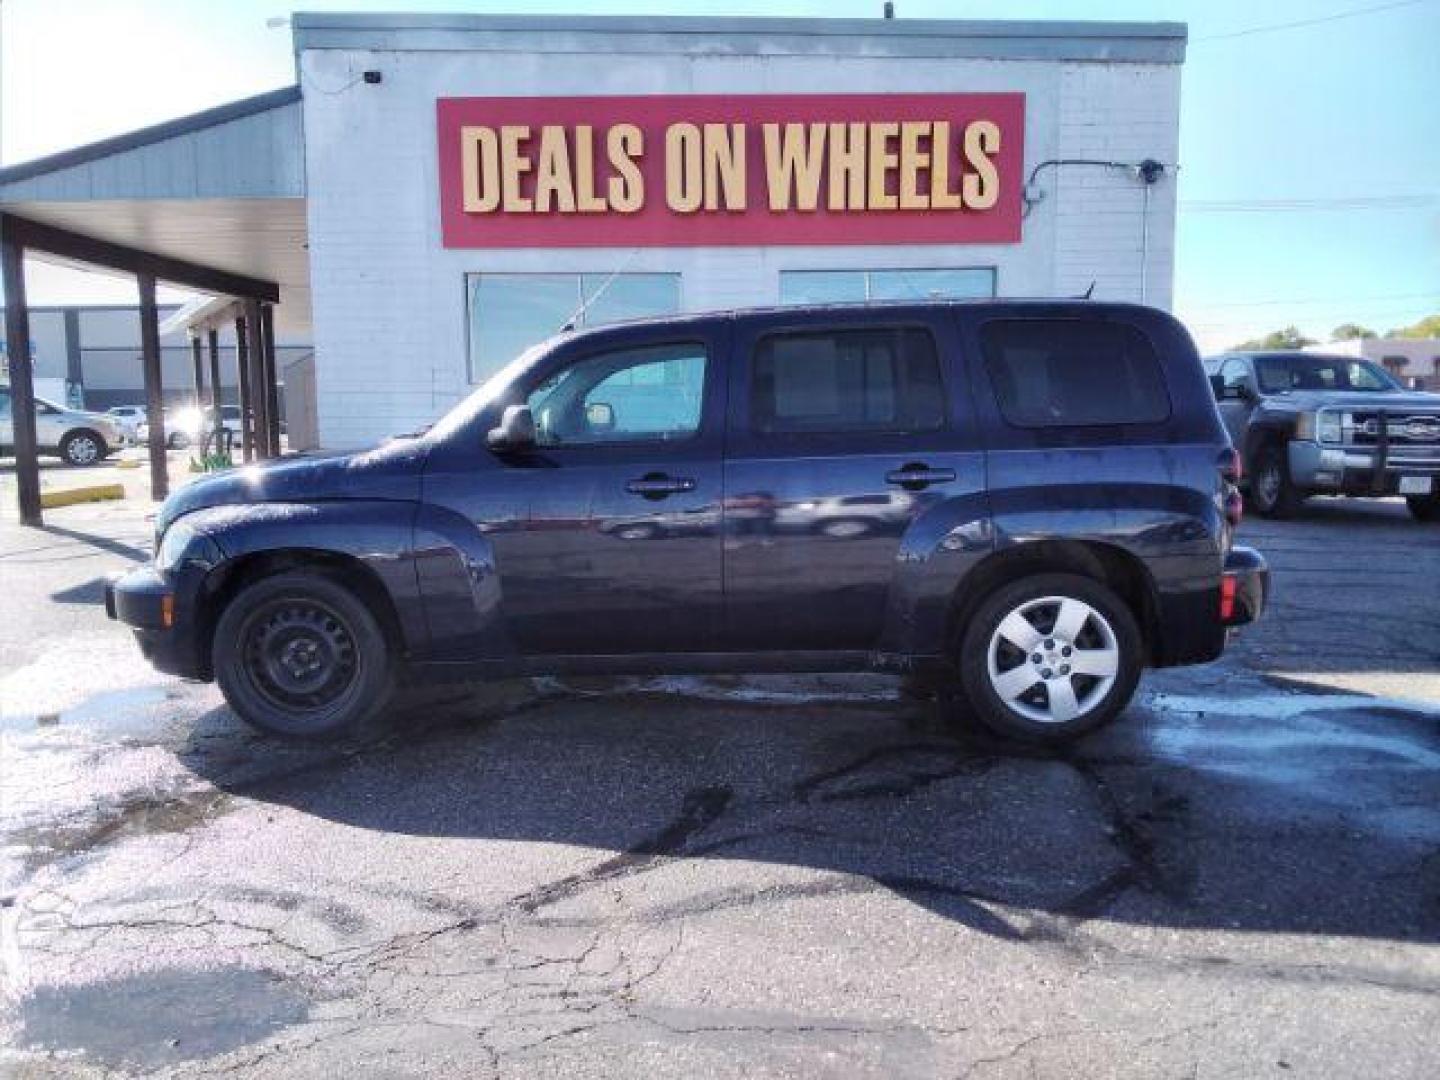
xmin=1 ymin=491 xmax=1437 ymax=1077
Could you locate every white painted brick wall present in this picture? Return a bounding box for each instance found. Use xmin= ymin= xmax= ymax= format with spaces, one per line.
xmin=302 ymin=45 xmax=1181 ymax=448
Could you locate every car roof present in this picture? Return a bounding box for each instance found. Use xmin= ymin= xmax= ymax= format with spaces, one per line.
xmin=555 ymin=297 xmax=1167 ymax=346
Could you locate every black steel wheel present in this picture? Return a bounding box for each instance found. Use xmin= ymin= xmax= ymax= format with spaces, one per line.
xmin=214 ymin=570 xmax=394 ymax=739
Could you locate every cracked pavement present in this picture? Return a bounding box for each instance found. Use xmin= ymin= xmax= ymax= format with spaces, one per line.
xmin=1 ymin=496 xmax=1437 ymax=1077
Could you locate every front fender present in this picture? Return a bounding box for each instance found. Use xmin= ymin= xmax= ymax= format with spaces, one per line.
xmin=182 ymin=500 xmax=431 ymax=656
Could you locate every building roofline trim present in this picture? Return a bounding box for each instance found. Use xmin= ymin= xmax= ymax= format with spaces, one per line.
xmin=291 ymin=13 xmax=1187 ymax=62
xmin=0 ymin=86 xmax=302 ymax=188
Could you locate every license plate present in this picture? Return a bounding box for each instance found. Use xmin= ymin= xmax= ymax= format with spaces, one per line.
xmin=1399 ymin=476 xmax=1433 ymax=495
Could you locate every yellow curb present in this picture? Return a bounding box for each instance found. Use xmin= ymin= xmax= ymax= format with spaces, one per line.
xmin=115 ymin=457 xmax=141 ymax=469
xmin=40 ymin=483 xmax=126 ymax=509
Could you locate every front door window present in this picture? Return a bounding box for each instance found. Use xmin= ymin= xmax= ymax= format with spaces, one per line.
xmin=526 ymin=342 xmax=706 ymax=446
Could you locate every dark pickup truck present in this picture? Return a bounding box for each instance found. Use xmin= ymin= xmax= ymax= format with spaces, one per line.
xmin=1205 ymin=350 xmax=1440 ymax=520
xmin=108 ymin=300 xmax=1266 ymax=743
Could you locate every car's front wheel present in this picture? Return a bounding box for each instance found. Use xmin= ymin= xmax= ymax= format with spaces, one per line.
xmin=957 ymin=573 xmax=1143 ymax=743
xmin=213 ymin=570 xmax=395 ymax=739
xmin=1407 ymin=494 xmax=1440 ymax=522
xmin=59 ymin=429 xmax=106 ymax=466
xmin=1248 ymin=445 xmax=1303 ymax=518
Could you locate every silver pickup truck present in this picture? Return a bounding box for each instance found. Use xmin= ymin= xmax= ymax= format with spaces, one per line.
xmin=1205 ymin=351 xmax=1440 ymax=521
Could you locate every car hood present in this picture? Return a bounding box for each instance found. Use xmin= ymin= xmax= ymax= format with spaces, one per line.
xmin=1262 ymin=389 xmax=1440 ymax=412
xmin=154 ymin=440 xmax=428 ymax=538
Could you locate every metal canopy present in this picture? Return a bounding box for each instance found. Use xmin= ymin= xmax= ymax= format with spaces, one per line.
xmin=2 ymin=211 xmax=284 ymax=526
xmin=0 ymin=86 xmax=305 ymax=525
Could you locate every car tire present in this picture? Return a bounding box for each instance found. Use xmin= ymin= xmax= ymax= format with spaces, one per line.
xmin=59 ymin=429 xmax=106 ymax=467
xmin=213 ymin=570 xmax=395 ymax=740
xmin=1407 ymin=494 xmax=1440 ymax=522
xmin=957 ymin=573 xmax=1143 ymax=744
xmin=1248 ymin=445 xmax=1303 ymax=518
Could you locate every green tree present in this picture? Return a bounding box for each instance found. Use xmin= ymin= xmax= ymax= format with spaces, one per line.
xmin=1384 ymin=313 xmax=1440 ymax=339
xmin=1330 ymin=323 xmax=1377 ymax=341
xmin=1229 ymin=326 xmax=1317 ymax=351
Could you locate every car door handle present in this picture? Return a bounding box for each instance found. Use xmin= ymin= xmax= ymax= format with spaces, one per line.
xmin=626 ymin=473 xmax=697 ymax=499
xmin=885 ymin=464 xmax=956 ymax=490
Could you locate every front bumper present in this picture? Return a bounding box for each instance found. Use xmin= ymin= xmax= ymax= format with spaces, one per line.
xmin=1222 ymin=545 xmax=1268 ymax=628
xmin=105 ymin=566 xmax=208 ymax=679
xmin=1289 ymin=441 xmax=1440 ymax=496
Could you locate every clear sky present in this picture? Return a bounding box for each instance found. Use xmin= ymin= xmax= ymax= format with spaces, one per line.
xmin=1 ymin=0 xmax=1437 ymax=350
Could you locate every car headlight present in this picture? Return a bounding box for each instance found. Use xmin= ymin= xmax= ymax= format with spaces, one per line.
xmin=155 ymin=521 xmax=209 ymax=571
xmin=1316 ymin=411 xmax=1342 ymax=443
xmin=1294 ymin=411 xmax=1341 ymax=443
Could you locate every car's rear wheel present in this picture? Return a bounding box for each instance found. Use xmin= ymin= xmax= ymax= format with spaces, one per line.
xmin=59 ymin=429 xmax=106 ymax=466
xmin=957 ymin=573 xmax=1143 ymax=743
xmin=1407 ymin=494 xmax=1440 ymax=522
xmin=1248 ymin=445 xmax=1303 ymax=518
xmin=213 ymin=570 xmax=394 ymax=739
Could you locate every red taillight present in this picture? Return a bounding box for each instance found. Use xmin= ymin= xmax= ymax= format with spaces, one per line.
xmin=1218 ymin=447 xmax=1244 ymax=527
xmin=1224 ymin=489 xmax=1244 ymax=527
xmin=1219 ymin=575 xmax=1238 ymax=622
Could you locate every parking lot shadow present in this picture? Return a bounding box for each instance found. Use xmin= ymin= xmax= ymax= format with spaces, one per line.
xmin=181 ymin=683 xmax=1440 ymax=949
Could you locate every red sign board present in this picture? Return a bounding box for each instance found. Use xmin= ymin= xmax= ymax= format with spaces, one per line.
xmin=437 ymin=93 xmax=1024 ymax=248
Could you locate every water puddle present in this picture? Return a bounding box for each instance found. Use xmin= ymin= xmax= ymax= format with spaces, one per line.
xmin=9 ymin=788 xmax=229 ymax=869
xmin=18 ymin=966 xmax=309 ymax=1069
xmin=0 ymin=685 xmax=171 ymax=737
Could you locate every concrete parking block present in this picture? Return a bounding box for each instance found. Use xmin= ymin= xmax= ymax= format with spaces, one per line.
xmin=38 ymin=483 xmax=126 ymax=509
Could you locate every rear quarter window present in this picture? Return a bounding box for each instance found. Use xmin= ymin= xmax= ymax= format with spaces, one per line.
xmin=981 ymin=319 xmax=1171 ymax=428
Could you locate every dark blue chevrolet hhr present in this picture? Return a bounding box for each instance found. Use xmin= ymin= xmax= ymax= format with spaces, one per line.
xmin=107 ymin=300 xmax=1266 ymax=743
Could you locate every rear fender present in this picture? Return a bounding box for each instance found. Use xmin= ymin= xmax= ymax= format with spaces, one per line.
xmin=879 ymin=491 xmax=995 ymax=656
xmin=980 ymin=482 xmax=1225 ymax=666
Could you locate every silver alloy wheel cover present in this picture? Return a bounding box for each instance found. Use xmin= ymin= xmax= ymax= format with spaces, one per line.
xmin=985 ymin=594 xmax=1120 ymax=725
xmin=68 ymin=434 xmax=99 ymax=464
xmin=1256 ymin=459 xmax=1282 ymax=507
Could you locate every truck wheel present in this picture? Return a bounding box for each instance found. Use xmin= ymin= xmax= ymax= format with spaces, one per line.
xmin=957 ymin=573 xmax=1143 ymax=744
xmin=1248 ymin=446 xmax=1302 ymax=518
xmin=213 ymin=570 xmax=395 ymax=740
xmin=59 ymin=429 xmax=106 ymax=466
xmin=1407 ymin=495 xmax=1440 ymax=522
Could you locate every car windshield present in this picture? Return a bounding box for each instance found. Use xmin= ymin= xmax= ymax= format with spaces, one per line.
xmin=1253 ymin=355 xmax=1399 ymax=393
xmin=425 ymin=339 xmax=558 ymax=443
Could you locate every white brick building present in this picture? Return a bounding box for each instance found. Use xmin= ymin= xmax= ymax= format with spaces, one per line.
xmin=1 ymin=14 xmax=1185 ymax=451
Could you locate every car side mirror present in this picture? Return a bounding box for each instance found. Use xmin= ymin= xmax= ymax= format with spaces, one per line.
xmin=487 ymin=404 xmax=536 ymax=452
xmin=585 ymin=401 xmax=615 ymax=432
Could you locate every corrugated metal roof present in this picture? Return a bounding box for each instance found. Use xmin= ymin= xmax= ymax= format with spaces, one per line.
xmin=0 ymin=86 xmax=303 ymax=198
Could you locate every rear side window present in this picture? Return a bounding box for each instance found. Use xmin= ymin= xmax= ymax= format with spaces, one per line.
xmin=750 ymin=327 xmax=945 ymax=434
xmin=981 ymin=319 xmax=1170 ymax=427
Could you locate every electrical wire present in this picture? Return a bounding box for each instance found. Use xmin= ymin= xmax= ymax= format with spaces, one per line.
xmin=1180 ymin=195 xmax=1437 ymax=213
xmin=1193 ymin=0 xmax=1434 ymax=42
xmin=1185 ymin=291 xmax=1440 ymax=311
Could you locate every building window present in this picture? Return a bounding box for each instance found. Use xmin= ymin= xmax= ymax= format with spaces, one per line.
xmin=779 ymin=268 xmax=996 ymax=306
xmin=466 ymin=273 xmax=680 ymax=383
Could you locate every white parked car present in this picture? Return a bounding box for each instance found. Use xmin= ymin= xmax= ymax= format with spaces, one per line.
xmin=0 ymin=389 xmax=129 ymax=465
xmin=106 ymin=405 xmax=146 ymax=441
